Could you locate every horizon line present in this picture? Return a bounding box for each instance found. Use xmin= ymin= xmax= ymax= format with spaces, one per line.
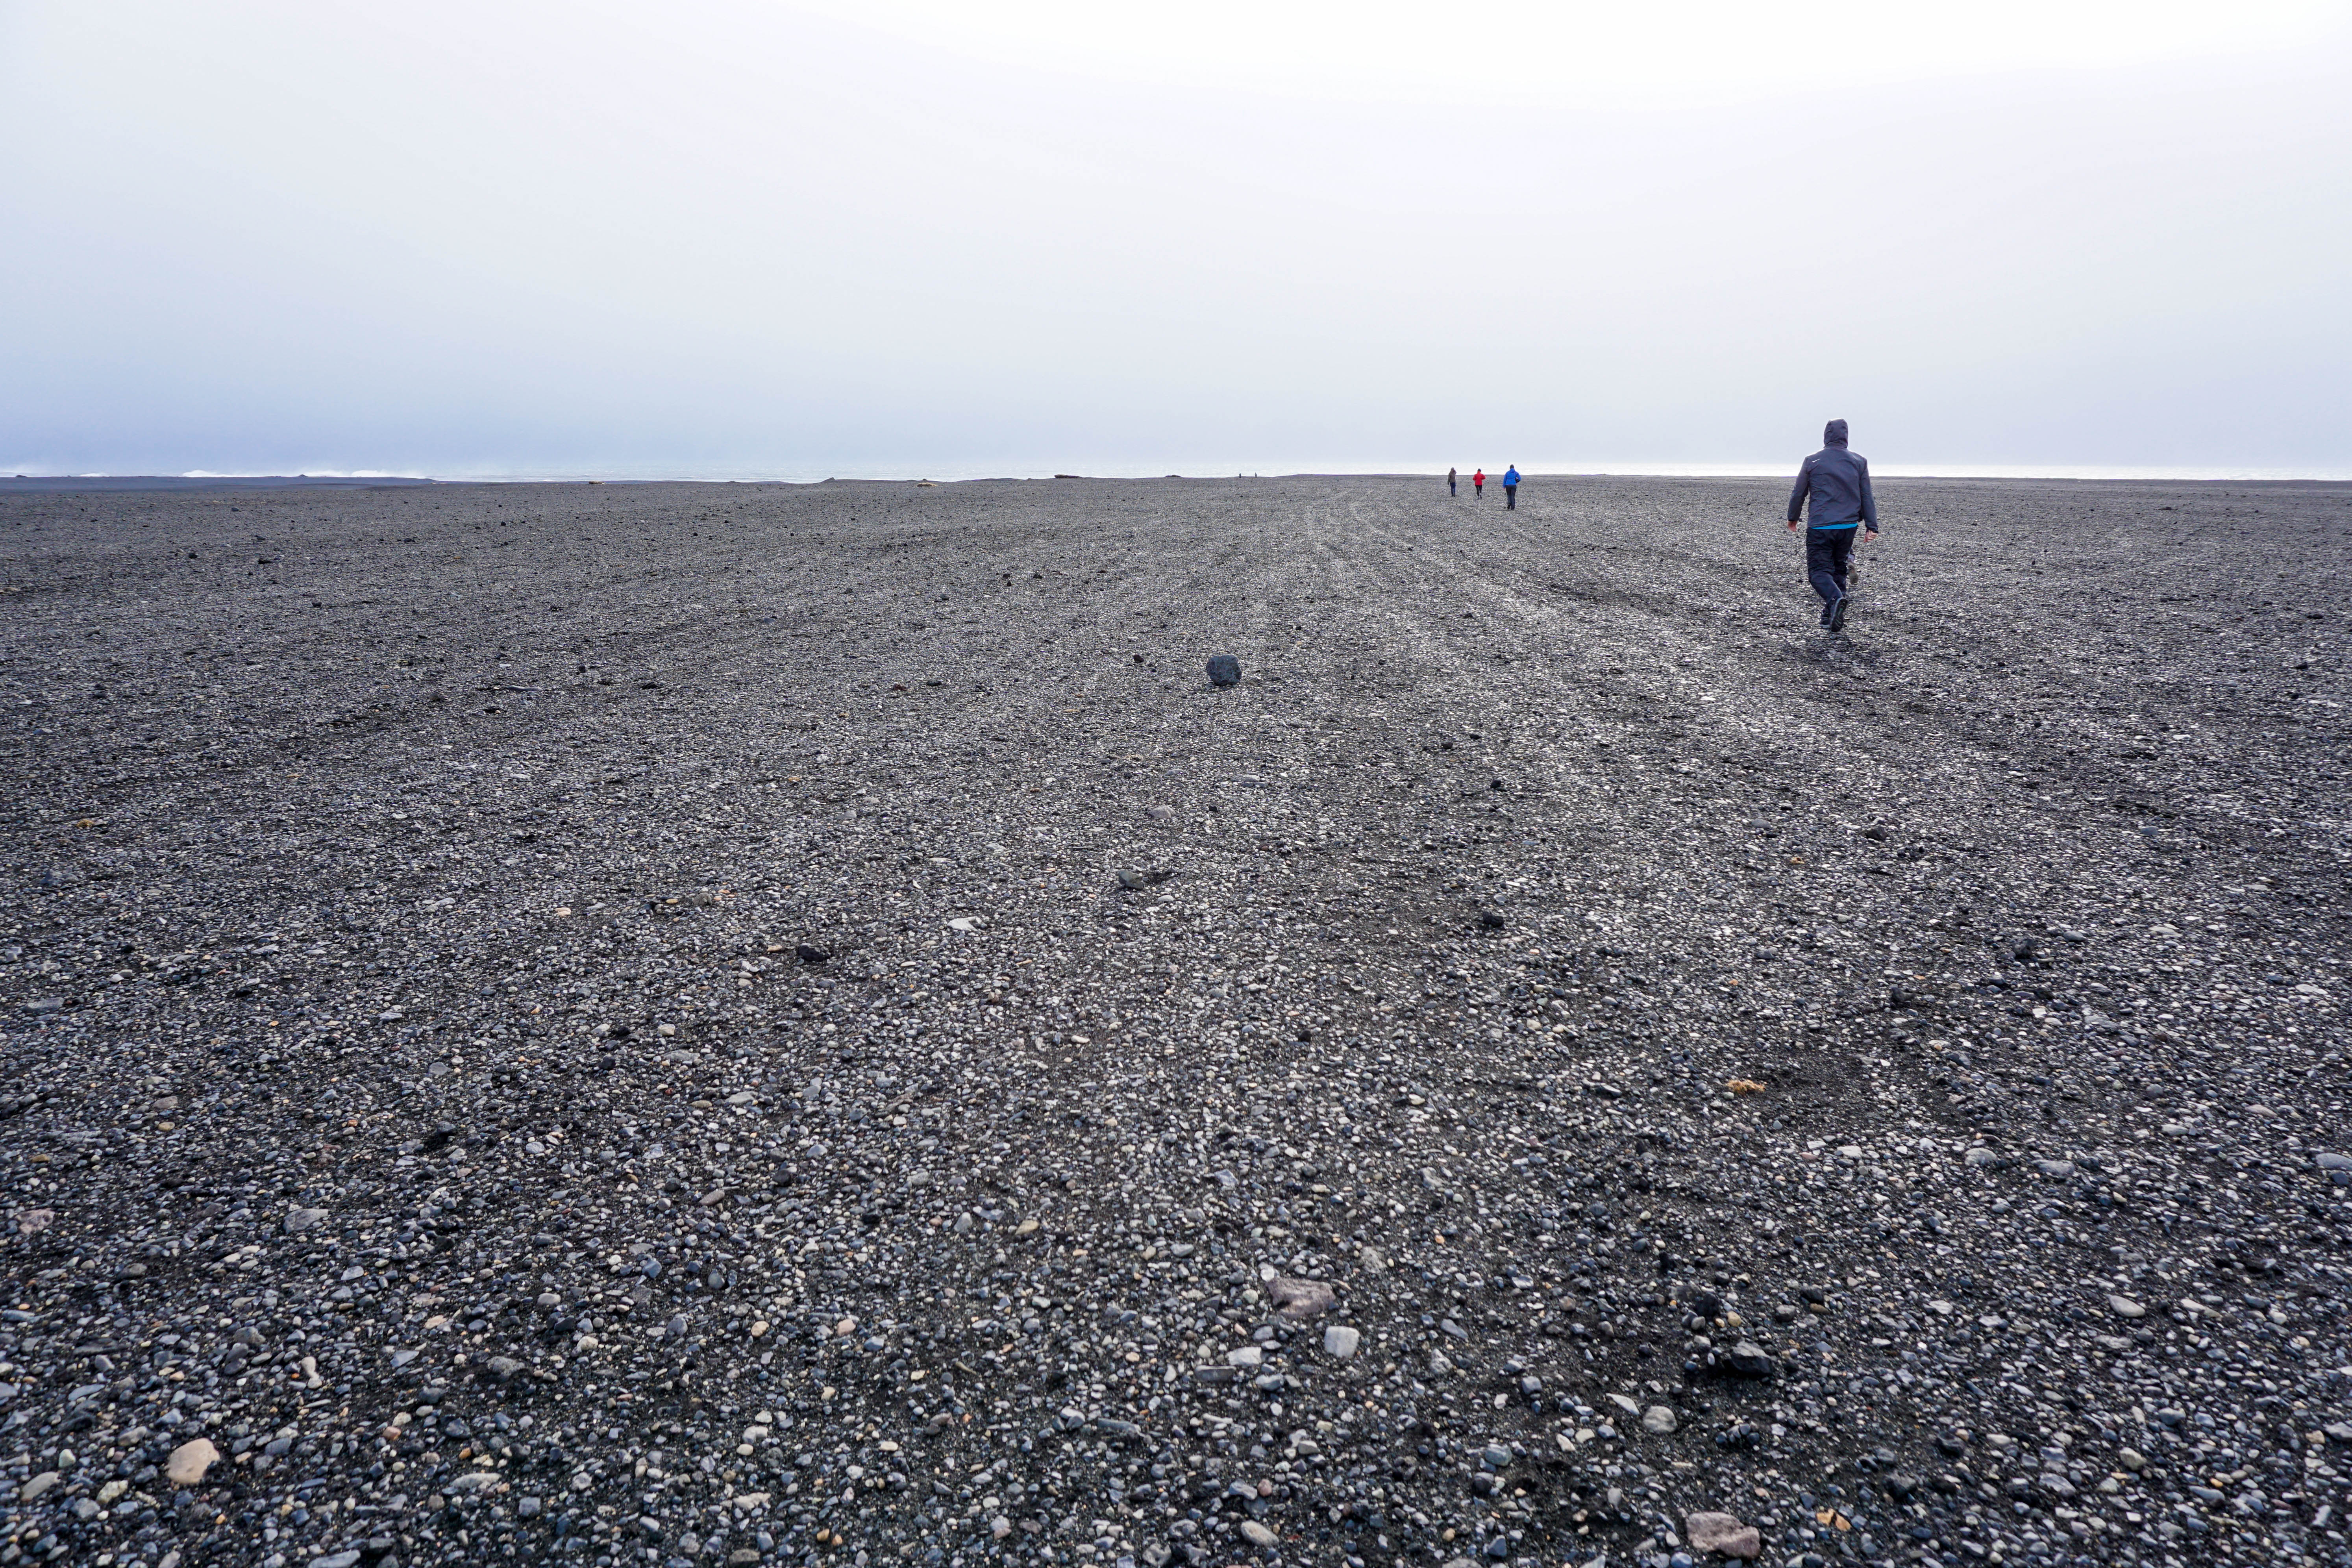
xmin=4 ymin=462 xmax=2349 ymax=488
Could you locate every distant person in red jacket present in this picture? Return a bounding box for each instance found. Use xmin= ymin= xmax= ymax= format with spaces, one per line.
xmin=1473 ymin=469 xmax=1485 ymax=498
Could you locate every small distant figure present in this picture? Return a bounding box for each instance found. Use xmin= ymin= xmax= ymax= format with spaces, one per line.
xmin=1447 ymin=467 xmax=1458 ymax=496
xmin=1503 ymin=465 xmax=1520 ymax=510
xmin=1473 ymin=468 xmax=1485 ymax=498
xmin=1786 ymin=418 xmax=1879 ymax=633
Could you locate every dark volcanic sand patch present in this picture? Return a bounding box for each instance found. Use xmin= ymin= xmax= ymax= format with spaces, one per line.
xmin=2 ymin=475 xmax=2350 ymax=1568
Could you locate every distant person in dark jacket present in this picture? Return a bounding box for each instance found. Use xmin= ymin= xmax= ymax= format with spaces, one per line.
xmin=1448 ymin=467 xmax=1458 ymax=496
xmin=1503 ymin=465 xmax=1520 ymax=509
xmin=1786 ymin=418 xmax=1878 ymax=632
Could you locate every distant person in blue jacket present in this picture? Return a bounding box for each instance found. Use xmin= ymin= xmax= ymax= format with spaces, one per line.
xmin=1502 ymin=466 xmax=1520 ymax=509
xmin=1785 ymin=419 xmax=1878 ymax=632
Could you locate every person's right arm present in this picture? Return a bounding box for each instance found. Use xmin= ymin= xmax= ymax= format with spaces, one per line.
xmin=1786 ymin=457 xmax=1814 ymax=530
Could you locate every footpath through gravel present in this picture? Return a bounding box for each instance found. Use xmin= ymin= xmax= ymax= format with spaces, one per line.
xmin=2 ymin=474 xmax=2350 ymax=1568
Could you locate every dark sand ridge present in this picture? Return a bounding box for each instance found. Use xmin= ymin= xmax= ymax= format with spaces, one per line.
xmin=2 ymin=475 xmax=2349 ymax=1568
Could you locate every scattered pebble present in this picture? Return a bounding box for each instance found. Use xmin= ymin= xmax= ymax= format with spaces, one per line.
xmin=1684 ymin=1508 xmax=1762 ymax=1559
xmin=164 ymin=1437 xmax=220 ymax=1486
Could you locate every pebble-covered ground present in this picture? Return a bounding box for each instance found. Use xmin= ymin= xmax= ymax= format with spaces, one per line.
xmin=2 ymin=474 xmax=2350 ymax=1568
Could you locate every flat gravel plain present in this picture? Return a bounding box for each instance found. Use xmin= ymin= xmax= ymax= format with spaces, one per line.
xmin=2 ymin=474 xmax=2350 ymax=1568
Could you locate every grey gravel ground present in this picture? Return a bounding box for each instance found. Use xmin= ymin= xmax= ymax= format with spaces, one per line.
xmin=3 ymin=474 xmax=2351 ymax=1568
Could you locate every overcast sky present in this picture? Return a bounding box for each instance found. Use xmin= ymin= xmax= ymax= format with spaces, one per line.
xmin=4 ymin=0 xmax=2348 ymax=478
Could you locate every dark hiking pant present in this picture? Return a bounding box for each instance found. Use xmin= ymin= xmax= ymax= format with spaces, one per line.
xmin=1805 ymin=526 xmax=1856 ymax=615
xmin=1504 ymin=484 xmax=1517 ymax=509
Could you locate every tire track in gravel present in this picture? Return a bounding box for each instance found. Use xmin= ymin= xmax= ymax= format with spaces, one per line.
xmin=1333 ymin=485 xmax=2098 ymax=919
xmin=1317 ymin=483 xmax=1799 ymax=845
xmin=1244 ymin=486 xmax=1991 ymax=1130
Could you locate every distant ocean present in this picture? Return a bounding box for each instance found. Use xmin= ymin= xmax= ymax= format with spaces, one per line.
xmin=3 ymin=463 xmax=2346 ymax=488
xmin=199 ymin=461 xmax=2352 ymax=484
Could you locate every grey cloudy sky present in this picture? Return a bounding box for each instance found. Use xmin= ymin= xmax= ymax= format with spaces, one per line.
xmin=4 ymin=0 xmax=2348 ymax=478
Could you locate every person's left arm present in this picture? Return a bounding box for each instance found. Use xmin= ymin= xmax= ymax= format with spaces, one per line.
xmin=1858 ymin=456 xmax=1878 ymax=538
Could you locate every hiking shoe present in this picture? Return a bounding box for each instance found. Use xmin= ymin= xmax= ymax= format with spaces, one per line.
xmin=1828 ymin=595 xmax=1849 ymax=633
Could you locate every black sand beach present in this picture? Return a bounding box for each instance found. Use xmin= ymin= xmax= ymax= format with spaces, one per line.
xmin=3 ymin=475 xmax=2350 ymax=1568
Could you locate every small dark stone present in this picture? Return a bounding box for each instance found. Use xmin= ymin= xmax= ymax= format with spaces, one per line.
xmin=795 ymin=943 xmax=830 ymax=964
xmin=1205 ymin=654 xmax=1242 ymax=687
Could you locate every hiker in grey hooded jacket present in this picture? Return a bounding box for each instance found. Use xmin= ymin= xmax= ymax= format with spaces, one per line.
xmin=1786 ymin=418 xmax=1878 ymax=630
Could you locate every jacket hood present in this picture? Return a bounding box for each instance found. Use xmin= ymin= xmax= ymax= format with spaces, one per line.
xmin=1823 ymin=419 xmax=1849 ymax=448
